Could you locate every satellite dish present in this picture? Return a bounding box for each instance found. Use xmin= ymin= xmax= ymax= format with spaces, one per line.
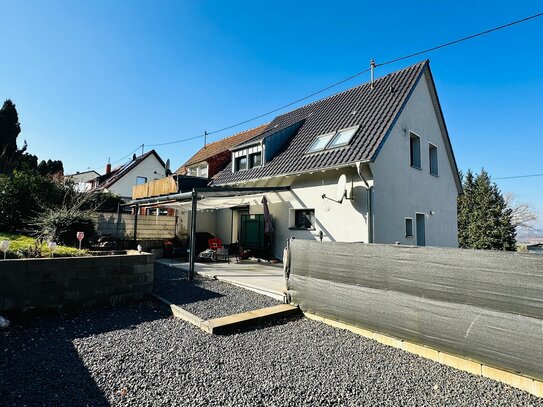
xmin=165 ymin=159 xmax=171 ymax=176
xmin=336 ymin=174 xmax=347 ymax=203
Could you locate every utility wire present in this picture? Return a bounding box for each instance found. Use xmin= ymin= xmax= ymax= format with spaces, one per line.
xmin=98 ymin=12 xmax=543 ymax=160
xmin=376 ymin=12 xmax=543 ymax=67
xmin=494 ymin=173 xmax=543 ymax=180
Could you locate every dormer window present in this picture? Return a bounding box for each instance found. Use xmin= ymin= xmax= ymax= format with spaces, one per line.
xmin=233 ymin=145 xmax=262 ymax=173
xmin=306 ymin=125 xmax=359 ymax=153
xmin=234 ymin=156 xmax=247 ymax=172
xmin=249 ymin=152 xmax=262 ymax=168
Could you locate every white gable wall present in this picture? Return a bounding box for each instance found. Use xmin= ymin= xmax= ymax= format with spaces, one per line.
xmin=106 ymin=154 xmax=165 ymax=199
xmin=370 ymin=73 xmax=459 ymax=247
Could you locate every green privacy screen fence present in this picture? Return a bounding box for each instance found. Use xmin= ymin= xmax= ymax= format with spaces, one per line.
xmin=286 ymin=240 xmax=543 ymax=380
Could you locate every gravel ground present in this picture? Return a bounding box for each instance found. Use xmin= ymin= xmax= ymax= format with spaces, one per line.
xmin=2 ymin=266 xmax=542 ymax=406
xmin=153 ymin=262 xmax=279 ymax=320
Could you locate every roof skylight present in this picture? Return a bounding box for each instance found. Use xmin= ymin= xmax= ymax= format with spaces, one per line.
xmin=306 ymin=126 xmax=359 ymax=153
xmin=307 ymin=133 xmax=335 ymax=153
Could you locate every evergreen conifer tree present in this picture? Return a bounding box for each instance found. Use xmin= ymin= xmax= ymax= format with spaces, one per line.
xmin=458 ymin=169 xmax=516 ymax=250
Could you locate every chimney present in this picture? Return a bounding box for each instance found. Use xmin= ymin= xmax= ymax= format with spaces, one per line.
xmin=106 ymin=163 xmax=111 ymax=174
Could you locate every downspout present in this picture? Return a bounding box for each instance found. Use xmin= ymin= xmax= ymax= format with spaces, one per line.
xmin=355 ymin=162 xmax=373 ymax=244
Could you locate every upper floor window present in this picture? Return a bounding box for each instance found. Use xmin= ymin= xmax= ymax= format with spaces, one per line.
xmin=234 ymin=156 xmax=247 ymax=172
xmin=136 ymin=176 xmax=147 ymax=185
xmin=249 ymin=152 xmax=262 ymax=169
xmin=410 ymin=132 xmax=421 ymax=169
xmin=233 ymin=145 xmax=262 ymax=173
xmin=307 ymin=126 xmax=359 ymax=153
xmin=188 ymin=164 xmax=208 ymax=178
xmin=429 ymin=143 xmax=438 ymax=176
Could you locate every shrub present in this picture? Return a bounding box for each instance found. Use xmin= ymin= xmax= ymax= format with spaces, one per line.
xmin=32 ymin=207 xmax=96 ymax=247
xmin=0 ymin=171 xmax=64 ymax=232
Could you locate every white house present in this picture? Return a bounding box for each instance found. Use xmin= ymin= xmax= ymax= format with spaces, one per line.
xmin=91 ymin=150 xmax=166 ymax=199
xmin=140 ymin=60 xmax=461 ymax=260
xmin=64 ymin=170 xmax=100 ymax=192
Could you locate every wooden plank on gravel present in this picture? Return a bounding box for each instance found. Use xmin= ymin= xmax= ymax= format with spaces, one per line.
xmin=202 ymin=304 xmax=300 ymax=335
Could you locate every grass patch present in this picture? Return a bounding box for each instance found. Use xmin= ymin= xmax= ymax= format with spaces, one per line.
xmin=0 ymin=232 xmax=88 ymax=258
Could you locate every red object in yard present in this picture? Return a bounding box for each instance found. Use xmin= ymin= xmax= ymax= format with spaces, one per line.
xmin=208 ymin=238 xmax=222 ymax=250
xmin=76 ymin=232 xmax=84 ymax=241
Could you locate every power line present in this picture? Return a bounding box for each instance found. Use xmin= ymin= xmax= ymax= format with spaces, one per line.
xmin=147 ymin=135 xmax=205 ymax=148
xmin=376 ymin=12 xmax=543 ymax=67
xmin=144 ymin=12 xmax=542 ymax=148
xmin=84 ymin=11 xmax=542 ymax=168
xmin=494 ymin=173 xmax=543 ymax=180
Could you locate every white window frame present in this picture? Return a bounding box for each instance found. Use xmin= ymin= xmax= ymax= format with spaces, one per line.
xmin=306 ymin=125 xmax=360 ymax=154
xmin=307 ymin=132 xmax=336 ymax=153
xmin=429 ymin=142 xmax=438 ymax=176
xmin=405 ymin=217 xmax=413 ymax=238
xmin=409 ymin=131 xmax=422 ymax=169
xmin=289 ymin=208 xmax=316 ymax=230
xmin=135 ymin=176 xmax=147 ymax=185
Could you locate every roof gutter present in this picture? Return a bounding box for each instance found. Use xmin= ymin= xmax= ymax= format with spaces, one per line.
xmin=214 ymin=160 xmax=371 ymax=187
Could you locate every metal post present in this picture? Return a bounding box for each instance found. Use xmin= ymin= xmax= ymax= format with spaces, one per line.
xmin=188 ymin=191 xmax=197 ymax=280
xmin=133 ymin=204 xmax=139 ymax=245
xmin=370 ymin=59 xmax=375 ymax=89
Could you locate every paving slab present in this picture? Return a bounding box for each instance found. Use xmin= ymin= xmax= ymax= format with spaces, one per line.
xmin=155 ymin=258 xmax=286 ymax=301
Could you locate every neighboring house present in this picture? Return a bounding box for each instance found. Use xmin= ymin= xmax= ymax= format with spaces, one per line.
xmin=65 ymin=170 xmax=100 ymax=192
xmin=175 ymin=123 xmax=269 ymax=179
xmin=91 ymin=150 xmax=166 ymax=199
xmin=136 ymin=60 xmax=462 ymax=259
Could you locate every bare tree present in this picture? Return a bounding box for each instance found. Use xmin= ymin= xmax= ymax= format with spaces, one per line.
xmin=504 ymin=193 xmax=539 ymax=231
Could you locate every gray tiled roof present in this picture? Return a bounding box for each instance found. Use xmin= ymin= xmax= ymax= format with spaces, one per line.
xmin=212 ymin=60 xmax=428 ymax=186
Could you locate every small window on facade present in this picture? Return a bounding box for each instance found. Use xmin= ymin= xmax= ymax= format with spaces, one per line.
xmin=234 ymin=156 xmax=247 ymax=172
xmin=188 ymin=167 xmax=198 ymax=176
xmin=293 ymin=209 xmax=315 ymax=229
xmin=410 ymin=133 xmax=421 ymax=169
xmin=136 ymin=176 xmax=147 ymax=185
xmin=328 ymin=127 xmax=358 ymax=148
xmin=199 ymin=165 xmax=208 ymax=178
xmin=429 ymin=144 xmax=438 ymax=176
xmin=249 ymin=152 xmax=262 ymax=169
xmin=405 ymin=218 xmax=413 ymax=237
xmin=307 ymin=133 xmax=335 ymax=153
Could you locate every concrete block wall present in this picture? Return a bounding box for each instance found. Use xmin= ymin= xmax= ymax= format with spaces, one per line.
xmin=0 ymin=253 xmax=154 ymax=315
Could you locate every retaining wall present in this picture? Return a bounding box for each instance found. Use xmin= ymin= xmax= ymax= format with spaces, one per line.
xmin=287 ymin=240 xmax=543 ymax=380
xmin=0 ymin=253 xmax=154 ymax=315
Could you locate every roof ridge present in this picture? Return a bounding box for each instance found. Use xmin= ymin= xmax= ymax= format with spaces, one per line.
xmin=274 ymin=60 xmax=428 ymax=120
xmin=202 ymin=122 xmax=269 ymax=147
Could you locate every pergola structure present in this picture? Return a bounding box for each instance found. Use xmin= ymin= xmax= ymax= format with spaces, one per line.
xmin=127 ymin=187 xmax=291 ymax=279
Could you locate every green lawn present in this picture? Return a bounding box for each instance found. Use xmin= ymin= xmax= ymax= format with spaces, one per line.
xmin=0 ymin=232 xmax=88 ymax=258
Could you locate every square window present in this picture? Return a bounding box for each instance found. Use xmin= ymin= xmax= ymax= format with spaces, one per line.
xmin=410 ymin=133 xmax=421 ymax=169
xmin=136 ymin=176 xmax=147 ymax=185
xmin=234 ymin=156 xmax=247 ymax=172
xmin=249 ymin=152 xmax=262 ymax=169
xmin=429 ymin=144 xmax=438 ymax=176
xmin=292 ymin=209 xmax=315 ymax=229
xmin=328 ymin=127 xmax=358 ymax=148
xmin=199 ymin=165 xmax=208 ymax=178
xmin=307 ymin=133 xmax=334 ymax=153
xmin=405 ymin=218 xmax=413 ymax=237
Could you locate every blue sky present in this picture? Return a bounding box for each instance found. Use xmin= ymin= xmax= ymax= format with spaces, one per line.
xmin=1 ymin=1 xmax=542 ymax=228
